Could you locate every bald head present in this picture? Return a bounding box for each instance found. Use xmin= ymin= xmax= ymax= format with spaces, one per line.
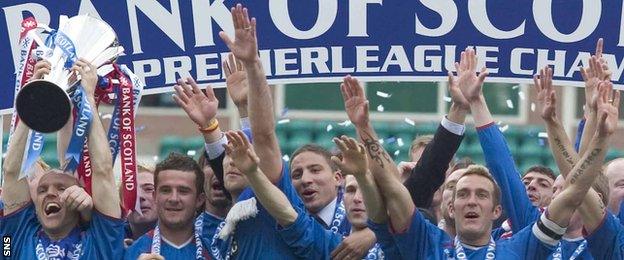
xmin=606 ymin=158 xmax=624 ymax=212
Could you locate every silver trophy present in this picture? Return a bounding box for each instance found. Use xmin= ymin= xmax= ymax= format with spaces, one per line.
xmin=15 ymin=15 xmax=123 ymax=133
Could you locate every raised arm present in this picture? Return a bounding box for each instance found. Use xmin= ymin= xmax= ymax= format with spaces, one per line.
xmin=2 ymin=61 xmax=51 ymax=215
xmin=579 ymin=39 xmax=611 ymax=155
xmin=455 ymin=48 xmax=539 ymax=233
xmin=340 ymin=75 xmax=414 ymax=231
xmin=332 ymin=136 xmax=386 ymax=223
xmin=220 ymin=4 xmax=282 ymax=183
xmin=74 ymin=59 xmax=120 ymax=218
xmin=547 ymin=82 xmax=618 ymax=229
xmin=536 ymin=65 xmax=616 ymax=232
xmin=403 ymin=88 xmax=466 ymax=208
xmin=225 ymin=130 xmax=297 ymax=225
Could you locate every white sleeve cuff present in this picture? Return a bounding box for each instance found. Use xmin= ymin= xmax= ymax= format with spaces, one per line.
xmin=240 ymin=117 xmax=251 ymax=129
xmin=204 ymin=133 xmax=227 ymax=160
xmin=441 ymin=116 xmax=465 ymax=136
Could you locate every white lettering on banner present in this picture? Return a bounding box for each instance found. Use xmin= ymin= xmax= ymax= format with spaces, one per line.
xmin=510 ymin=48 xmax=535 ymax=75
xmin=347 ymin=0 xmax=382 ymax=37
xmin=416 ymin=0 xmax=458 ymax=37
xmin=196 ymin=53 xmax=221 ymax=81
xmin=533 ymin=0 xmax=601 ymax=43
xmin=32 ymin=133 xmax=43 ymax=151
xmin=163 ymin=56 xmax=193 ymax=83
xmin=468 ymin=0 xmax=526 ymax=39
xmin=4 ymin=3 xmax=50 ymax=70
xmin=108 ymin=117 xmax=120 ymax=155
xmin=75 ymin=100 xmax=92 ymax=137
xmin=127 ymin=0 xmax=185 ymax=54
xmin=537 ymin=49 xmax=567 ymax=77
xmin=476 ymin=46 xmax=500 ymax=74
xmin=274 ymin=48 xmax=299 ymax=75
xmin=605 ymin=54 xmax=624 ymax=81
xmin=331 ymin=47 xmax=356 ymax=73
xmin=566 ymin=52 xmax=591 ymax=78
xmin=356 ymin=46 xmax=380 ymax=72
xmin=191 ymin=0 xmax=233 ymax=47
xmin=414 ymin=46 xmax=441 ymax=72
xmin=82 ymin=142 xmax=91 ymax=177
xmin=269 ymin=0 xmax=337 ymax=39
xmin=132 ymin=59 xmax=162 ymax=84
xmin=383 ymin=45 xmax=412 ymax=72
xmin=301 ymin=47 xmax=330 ymax=74
xmin=120 ymin=81 xmax=135 ymax=192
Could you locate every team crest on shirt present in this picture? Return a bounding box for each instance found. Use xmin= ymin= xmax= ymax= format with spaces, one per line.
xmin=46 ymin=244 xmax=65 ymax=258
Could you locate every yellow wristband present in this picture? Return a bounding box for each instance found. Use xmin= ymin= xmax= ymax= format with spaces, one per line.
xmin=198 ymin=119 xmax=219 ymax=133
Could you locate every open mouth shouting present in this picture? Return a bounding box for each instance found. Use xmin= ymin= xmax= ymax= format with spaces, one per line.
xmin=44 ymin=202 xmax=62 ymax=217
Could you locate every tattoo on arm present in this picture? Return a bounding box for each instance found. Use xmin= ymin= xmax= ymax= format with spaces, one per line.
xmin=569 ymin=148 xmax=602 ymax=184
xmin=553 ymin=137 xmax=575 ymax=167
xmin=4 ymin=200 xmax=29 ymax=212
xmin=360 ymin=130 xmax=392 ymax=169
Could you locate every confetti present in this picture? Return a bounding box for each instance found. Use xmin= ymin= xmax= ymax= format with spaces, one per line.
xmin=282 ymin=155 xmax=290 ymax=162
xmin=512 ymin=85 xmax=520 ymax=90
xmin=338 ymin=120 xmax=352 ymax=127
xmin=153 ymin=156 xmax=159 ymax=162
xmin=518 ymin=91 xmax=525 ymax=100
xmin=499 ymin=124 xmax=509 ymax=132
xmin=379 ymin=139 xmax=384 ymax=144
xmin=136 ymin=125 xmax=146 ymax=133
xmin=397 ymin=138 xmax=404 ymax=147
xmin=187 ymin=150 xmax=196 ymax=156
xmin=102 ymin=114 xmax=113 ymax=119
xmin=377 ymin=105 xmax=385 ymax=112
xmin=538 ymin=132 xmax=548 ymax=138
xmin=443 ymin=96 xmax=452 ymax=103
xmin=386 ymin=137 xmax=397 ymax=144
xmin=326 ymin=124 xmax=333 ymax=132
xmin=404 ymin=118 xmax=415 ymax=126
xmin=376 ymin=91 xmax=391 ymax=98
xmin=281 ymin=107 xmax=289 ymax=117
xmin=506 ymin=99 xmax=514 ymax=109
xmin=278 ymin=119 xmax=290 ymax=124
xmin=531 ymin=103 xmax=536 ymax=112
xmin=394 ymin=150 xmax=400 ymax=156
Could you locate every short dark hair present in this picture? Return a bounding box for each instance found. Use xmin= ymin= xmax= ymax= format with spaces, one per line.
xmin=524 ymin=165 xmax=556 ymax=182
xmin=291 ymin=144 xmax=338 ymax=171
xmin=155 ymin=153 xmax=205 ymax=195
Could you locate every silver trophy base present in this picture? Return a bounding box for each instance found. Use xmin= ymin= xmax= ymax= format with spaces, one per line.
xmin=16 ymin=80 xmax=71 ymax=133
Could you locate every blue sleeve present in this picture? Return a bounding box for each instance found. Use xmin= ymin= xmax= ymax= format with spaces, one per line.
xmin=585 ymin=213 xmax=624 ymax=259
xmin=477 ymin=123 xmax=541 ymax=233
xmin=503 ymin=222 xmax=556 ymax=259
xmin=367 ymin=220 xmax=401 ymax=259
xmin=391 ymin=209 xmax=449 ymax=259
xmin=574 ymin=119 xmax=586 ymax=152
xmin=278 ymin=210 xmax=342 ymax=259
xmin=0 ymin=203 xmax=38 ymax=258
xmin=491 ymin=227 xmax=505 ymax=240
xmin=239 ymin=159 xmax=305 ymax=212
xmin=123 ymin=235 xmax=152 ymax=260
xmin=83 ymin=211 xmax=126 ymax=260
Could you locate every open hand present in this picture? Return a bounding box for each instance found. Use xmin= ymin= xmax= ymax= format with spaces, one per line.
xmin=224 ymin=53 xmax=249 ymax=111
xmin=331 ymin=136 xmax=369 ymax=176
xmin=172 ymin=77 xmax=218 ymax=128
xmin=224 ymin=131 xmax=259 ymax=175
xmin=340 ymin=76 xmax=369 ymax=128
xmin=596 ymin=81 xmax=620 ymax=137
xmin=219 ymin=4 xmax=259 ymax=64
xmin=454 ymin=48 xmax=488 ymax=103
xmin=533 ymin=67 xmax=557 ymax=121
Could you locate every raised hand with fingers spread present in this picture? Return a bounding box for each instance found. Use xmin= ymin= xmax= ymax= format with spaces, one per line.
xmin=596 ymin=81 xmax=621 ymax=138
xmin=331 ymin=136 xmax=369 ymax=177
xmin=224 ymin=53 xmax=249 ymax=116
xmin=219 ymin=4 xmax=258 ymax=64
xmin=533 ymin=67 xmax=557 ymax=121
xmin=340 ymin=76 xmax=370 ymax=128
xmin=454 ymin=48 xmax=489 ymax=103
xmin=172 ymin=77 xmax=219 ymax=129
xmin=224 ymin=131 xmax=259 ymax=175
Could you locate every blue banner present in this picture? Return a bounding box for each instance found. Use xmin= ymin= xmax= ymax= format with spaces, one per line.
xmin=2 ymin=0 xmax=624 ymax=114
